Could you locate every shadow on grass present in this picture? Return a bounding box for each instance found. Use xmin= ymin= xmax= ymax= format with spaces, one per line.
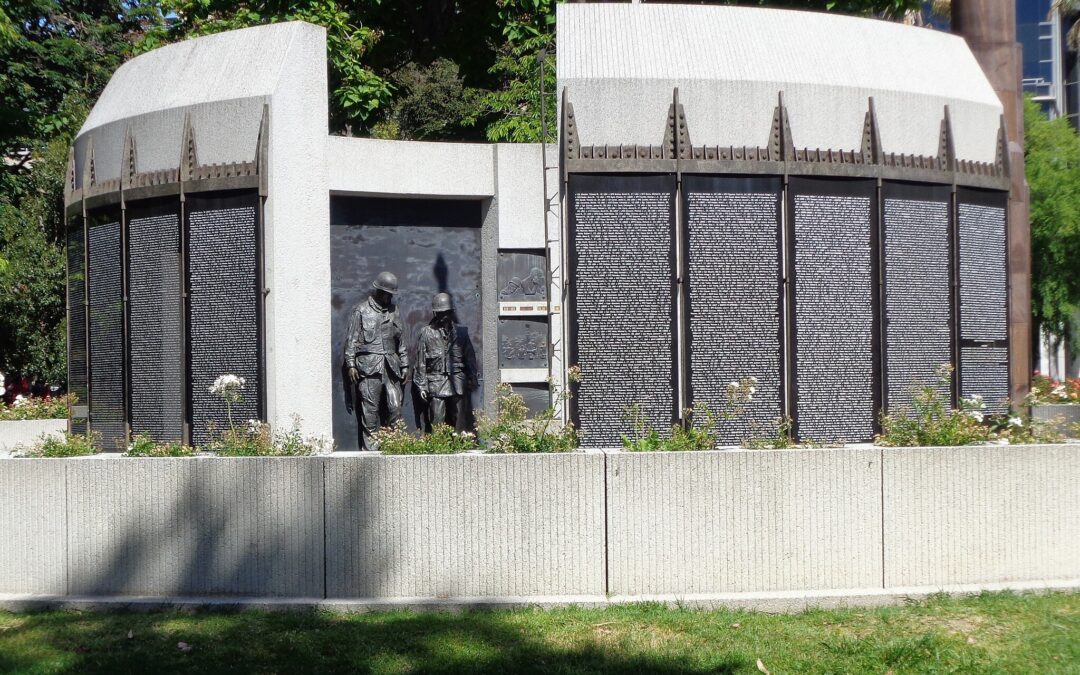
xmin=0 ymin=608 xmax=744 ymax=674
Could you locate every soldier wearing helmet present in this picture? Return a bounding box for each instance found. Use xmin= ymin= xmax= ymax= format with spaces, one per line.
xmin=344 ymin=271 xmax=409 ymax=450
xmin=416 ymin=292 xmax=477 ymax=429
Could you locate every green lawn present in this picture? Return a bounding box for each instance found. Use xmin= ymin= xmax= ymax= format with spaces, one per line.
xmin=0 ymin=591 xmax=1077 ymax=674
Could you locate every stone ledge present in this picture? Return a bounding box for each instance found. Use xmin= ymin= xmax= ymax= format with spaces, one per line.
xmin=2 ymin=578 xmax=1077 ymax=614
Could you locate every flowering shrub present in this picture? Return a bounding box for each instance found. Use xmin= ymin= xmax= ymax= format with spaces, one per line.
xmin=877 ymin=364 xmax=991 ymax=447
xmin=987 ymin=413 xmax=1064 ymax=445
xmin=17 ymin=431 xmax=99 ymax=457
xmin=0 ymin=392 xmax=74 ymax=421
xmin=1027 ymin=372 xmax=1080 ymax=405
xmin=621 ymin=376 xmax=759 ymax=451
xmin=125 ymin=434 xmax=196 ymax=457
xmin=477 ymin=382 xmax=578 ymax=454
xmin=208 ymin=416 xmax=325 ymax=456
xmin=375 ymin=422 xmax=478 ymax=455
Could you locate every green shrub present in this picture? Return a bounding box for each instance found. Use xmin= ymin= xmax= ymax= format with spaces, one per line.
xmin=17 ymin=430 xmax=98 ymax=457
xmin=621 ymin=401 xmax=717 ymax=452
xmin=0 ymin=393 xmax=74 ymax=421
xmin=478 ymin=383 xmax=578 ymax=453
xmin=124 ymin=434 xmax=196 ymax=457
xmin=877 ymin=365 xmax=991 ymax=447
xmin=375 ymin=421 xmax=478 ymax=455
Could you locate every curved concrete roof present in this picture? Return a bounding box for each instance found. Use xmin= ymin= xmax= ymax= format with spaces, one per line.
xmin=557 ymin=4 xmax=1003 ymax=162
xmin=74 ymin=22 xmax=322 ymax=187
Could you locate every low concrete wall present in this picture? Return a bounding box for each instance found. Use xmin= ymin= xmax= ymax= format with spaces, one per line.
xmin=66 ymin=458 xmax=324 ymax=597
xmin=324 ymin=453 xmax=606 ymax=598
xmin=0 ymin=445 xmax=1077 ymax=603
xmin=0 ymin=461 xmax=66 ymax=594
xmin=606 ymin=449 xmax=883 ymax=596
xmin=0 ymin=419 xmax=67 ymax=455
xmin=882 ymin=445 xmax=1080 ymax=587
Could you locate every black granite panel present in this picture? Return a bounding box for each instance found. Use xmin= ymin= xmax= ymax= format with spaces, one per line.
xmin=957 ymin=188 xmax=1009 ymax=414
xmin=128 ymin=200 xmax=183 ymax=442
xmin=883 ymin=183 xmax=952 ymax=410
xmin=187 ymin=192 xmax=261 ymax=447
xmin=498 ymin=318 xmax=549 ymax=369
xmin=498 ymin=251 xmax=547 ymax=302
xmin=683 ymin=175 xmax=783 ymax=445
xmin=67 ymin=217 xmax=87 ymax=434
xmin=330 ymin=197 xmax=483 ymax=450
xmin=959 ymin=197 xmax=1008 ymax=342
xmin=87 ymin=214 xmax=125 ymax=450
xmin=960 ymin=346 xmax=1010 ymax=412
xmin=568 ymin=174 xmax=676 ymax=447
xmin=510 ymin=383 xmax=551 ymax=417
xmin=790 ymin=178 xmax=877 ymax=443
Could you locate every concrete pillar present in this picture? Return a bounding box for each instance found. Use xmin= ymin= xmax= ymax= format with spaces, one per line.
xmin=952 ymin=0 xmax=1032 ymax=404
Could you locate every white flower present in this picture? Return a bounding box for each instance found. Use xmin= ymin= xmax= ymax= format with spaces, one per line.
xmin=728 ymin=381 xmax=739 ymax=389
xmin=749 ymin=376 xmax=759 ymax=384
xmin=208 ymin=374 xmax=246 ymax=395
xmin=1008 ymin=416 xmax=1023 ymax=428
xmin=966 ymin=409 xmax=984 ymax=423
xmin=1052 ymin=385 xmax=1067 ymax=396
xmin=748 ymin=386 xmax=756 ymax=395
xmin=13 ymin=394 xmax=26 ymax=407
xmin=247 ymin=419 xmax=262 ymax=433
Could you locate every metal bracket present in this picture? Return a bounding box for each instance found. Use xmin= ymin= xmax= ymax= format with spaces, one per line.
xmin=862 ymin=97 xmax=883 ymax=165
xmin=939 ymin=106 xmax=956 ymax=171
xmin=83 ymin=136 xmax=96 ymax=189
xmin=995 ymin=114 xmax=1010 ymax=179
xmin=122 ymin=126 xmax=138 ymax=189
xmin=769 ymin=92 xmax=794 ymax=162
xmin=257 ymin=104 xmax=269 ymax=197
xmin=562 ymin=88 xmax=579 ymax=162
xmin=180 ymin=113 xmax=198 ymax=184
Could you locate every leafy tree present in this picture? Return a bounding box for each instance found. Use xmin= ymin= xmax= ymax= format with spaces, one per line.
xmin=0 ymin=1 xmax=155 ymax=385
xmin=371 ymin=59 xmax=480 ymax=141
xmin=0 ymin=136 xmax=69 ymax=385
xmin=1024 ymin=96 xmax=1080 ymax=343
xmin=476 ymin=0 xmax=555 ymax=143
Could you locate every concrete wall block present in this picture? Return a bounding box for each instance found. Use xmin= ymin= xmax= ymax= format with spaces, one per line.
xmin=0 ymin=460 xmax=67 ymax=594
xmin=0 ymin=419 xmax=67 ymax=455
xmin=606 ymin=449 xmax=883 ymax=596
xmin=325 ymin=454 xmax=605 ymax=598
xmin=66 ymin=458 xmax=324 ymax=597
xmin=882 ymin=445 xmax=1080 ymax=587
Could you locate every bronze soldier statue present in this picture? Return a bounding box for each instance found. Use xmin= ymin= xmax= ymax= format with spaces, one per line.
xmin=344 ymin=271 xmax=409 ymax=450
xmin=416 ymin=293 xmax=477 ymax=429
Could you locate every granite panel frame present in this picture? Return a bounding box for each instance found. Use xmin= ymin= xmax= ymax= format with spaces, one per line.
xmin=881 ymin=181 xmax=954 ymax=412
xmin=566 ymin=173 xmax=678 ymax=447
xmin=185 ymin=190 xmax=264 ymax=447
xmin=786 ymin=177 xmax=880 ymax=443
xmin=681 ymin=174 xmax=784 ymax=445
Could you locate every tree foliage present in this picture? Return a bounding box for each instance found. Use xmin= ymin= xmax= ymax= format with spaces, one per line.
xmin=0 ymin=1 xmax=157 ymax=385
xmin=1024 ymin=96 xmax=1080 ymax=341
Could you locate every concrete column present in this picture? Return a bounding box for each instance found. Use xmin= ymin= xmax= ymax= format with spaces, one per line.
xmin=953 ymin=0 xmax=1032 ymax=404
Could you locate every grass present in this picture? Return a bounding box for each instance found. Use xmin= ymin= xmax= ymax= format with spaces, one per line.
xmin=0 ymin=591 xmax=1077 ymax=673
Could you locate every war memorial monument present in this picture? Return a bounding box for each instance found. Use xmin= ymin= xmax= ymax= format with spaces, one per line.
xmin=63 ymin=4 xmax=1016 ymax=451
xmin=2 ymin=4 xmax=1074 ymax=607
